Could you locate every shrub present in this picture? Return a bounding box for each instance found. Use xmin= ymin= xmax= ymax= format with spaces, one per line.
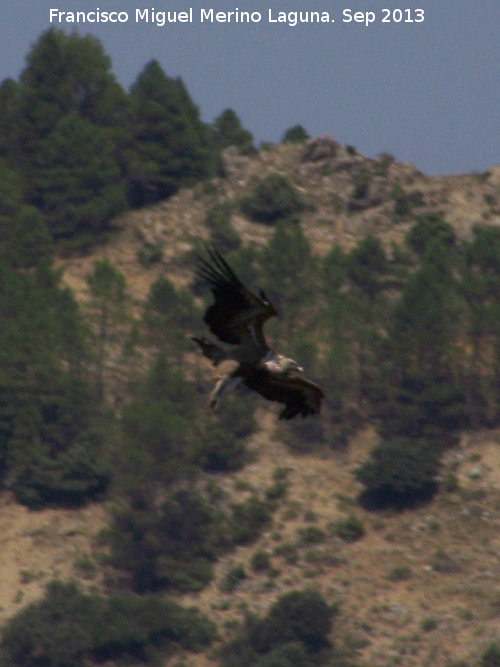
xmin=356 ymin=437 xmax=441 ymax=509
xmin=335 ymin=515 xmax=365 ymax=542
xmin=442 ymin=470 xmax=460 ymax=493
xmin=274 ymin=542 xmax=299 ymax=565
xmin=252 ymin=642 xmax=308 ymax=666
xmin=351 ymin=170 xmax=370 ymax=200
xmin=199 ymin=426 xmax=249 ymax=472
xmin=420 ymin=617 xmax=438 ymax=632
xmin=220 ymin=590 xmax=335 ymax=667
xmin=347 ymin=169 xmax=371 ymax=210
xmin=137 ymin=241 xmax=164 ymax=267
xmin=298 ymin=526 xmax=326 ymax=545
xmin=386 ymin=565 xmax=412 ymax=581
xmin=251 ymin=550 xmax=272 ymax=572
xmin=391 ymin=183 xmax=412 ymax=220
xmin=230 ymin=496 xmax=273 ymax=545
xmin=481 ymin=643 xmax=500 ymax=667
xmin=0 ymin=580 xmax=216 ymax=667
xmin=250 ymin=590 xmax=334 ymax=654
xmin=199 ymin=396 xmax=255 ymax=472
xmin=107 ymin=489 xmax=225 ymax=593
xmin=205 ymin=203 xmax=241 ymax=253
xmin=240 ymin=174 xmax=306 ymax=224
xmin=406 ymin=212 xmax=455 ymax=256
xmin=285 ymin=416 xmax=325 ymax=454
xmin=430 ymin=549 xmax=461 ymax=574
xmin=281 ymin=125 xmax=309 ymax=144
xmin=11 ymin=430 xmax=110 ymax=508
xmin=220 ymin=564 xmax=246 ymax=592
xmin=265 ymin=479 xmax=288 ymax=501
xmin=375 ymin=152 xmax=395 ymax=176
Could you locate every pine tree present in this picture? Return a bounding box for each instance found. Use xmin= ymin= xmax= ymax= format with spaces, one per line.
xmin=2 ymin=205 xmax=53 ymax=269
xmin=406 ymin=211 xmax=455 ymax=257
xmin=345 ymin=235 xmax=389 ymax=403
xmin=345 ymin=234 xmax=387 ymax=302
xmin=120 ymin=353 xmax=196 ymax=490
xmin=16 ymin=28 xmax=127 ymax=159
xmin=0 ymin=263 xmax=99 ymax=501
xmin=5 ymin=30 xmax=128 ymax=239
xmin=460 ymin=225 xmax=500 ymax=424
xmin=392 ymin=240 xmax=459 ymax=375
xmin=0 ymin=157 xmax=24 ymax=238
xmin=143 ymin=276 xmax=199 ymax=354
xmin=212 ymin=108 xmax=254 ymax=153
xmin=281 ymin=124 xmax=309 ymax=143
xmin=321 ymin=245 xmax=358 ymax=417
xmin=261 ymin=221 xmax=316 ymax=339
xmin=86 ymin=259 xmax=127 ymax=400
xmin=0 ymin=78 xmax=20 ymax=159
xmin=126 ymin=60 xmax=210 ymax=207
xmin=381 ymin=240 xmax=465 ymax=440
xmin=32 ymin=113 xmax=126 ymax=237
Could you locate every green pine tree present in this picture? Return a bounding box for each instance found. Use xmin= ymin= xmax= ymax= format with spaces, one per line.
xmin=406 ymin=211 xmax=455 ymax=257
xmin=16 ymin=28 xmax=127 ymax=159
xmin=2 ymin=29 xmax=128 ymax=240
xmin=126 ymin=60 xmax=210 ymax=207
xmin=0 ymin=157 xmax=24 ymax=239
xmin=320 ymin=245 xmax=359 ymax=419
xmin=0 ymin=78 xmax=20 ymax=159
xmin=143 ymin=276 xmax=199 ymax=354
xmin=2 ymin=205 xmax=53 ymax=269
xmin=380 ymin=240 xmax=465 ymax=440
xmin=460 ymin=225 xmax=500 ymax=424
xmin=86 ymin=259 xmax=127 ymax=401
xmin=120 ymin=353 xmax=196 ymax=490
xmin=345 ymin=235 xmax=389 ymax=403
xmin=261 ymin=221 xmax=316 ymax=340
xmin=0 ymin=263 xmax=100 ymax=502
xmin=32 ymin=113 xmax=126 ymax=238
xmin=212 ymin=108 xmax=254 ymax=153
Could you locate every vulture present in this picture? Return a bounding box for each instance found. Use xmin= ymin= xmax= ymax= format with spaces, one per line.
xmin=193 ymin=247 xmax=324 ymax=420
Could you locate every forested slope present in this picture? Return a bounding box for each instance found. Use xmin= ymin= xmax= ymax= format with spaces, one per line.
xmin=1 ymin=27 xmax=500 ymax=667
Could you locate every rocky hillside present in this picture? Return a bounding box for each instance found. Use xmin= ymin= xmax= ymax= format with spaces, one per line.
xmin=58 ymin=136 xmax=500 ymax=299
xmin=2 ymin=137 xmax=500 ymax=667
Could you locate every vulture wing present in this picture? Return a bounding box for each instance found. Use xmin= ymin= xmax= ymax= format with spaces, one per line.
xmin=197 ymin=247 xmax=276 ymax=346
xmin=242 ymin=368 xmax=324 ymax=420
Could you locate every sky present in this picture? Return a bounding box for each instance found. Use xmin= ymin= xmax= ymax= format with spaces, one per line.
xmin=2 ymin=1 xmax=499 ymax=175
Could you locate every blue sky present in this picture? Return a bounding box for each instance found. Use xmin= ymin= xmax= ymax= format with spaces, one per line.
xmin=2 ymin=1 xmax=499 ymax=175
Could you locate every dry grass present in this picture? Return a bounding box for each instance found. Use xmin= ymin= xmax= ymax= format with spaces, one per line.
xmin=0 ymin=496 xmax=108 ymax=626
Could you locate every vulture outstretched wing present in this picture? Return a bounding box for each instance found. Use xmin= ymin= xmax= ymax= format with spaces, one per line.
xmin=196 ymin=247 xmax=276 ymax=346
xmin=242 ymin=367 xmax=325 ymax=420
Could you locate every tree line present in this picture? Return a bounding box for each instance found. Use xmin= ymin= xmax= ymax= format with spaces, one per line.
xmin=0 ymin=28 xmax=255 ymax=243
xmin=2 ymin=198 xmax=500 ymax=505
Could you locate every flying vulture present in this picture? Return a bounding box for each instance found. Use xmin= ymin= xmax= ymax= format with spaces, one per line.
xmin=193 ymin=247 xmax=324 ymax=419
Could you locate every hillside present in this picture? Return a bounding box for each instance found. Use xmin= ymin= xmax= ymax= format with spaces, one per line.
xmin=57 ymin=137 xmax=500 ymax=299
xmin=2 ymin=137 xmax=500 ymax=667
